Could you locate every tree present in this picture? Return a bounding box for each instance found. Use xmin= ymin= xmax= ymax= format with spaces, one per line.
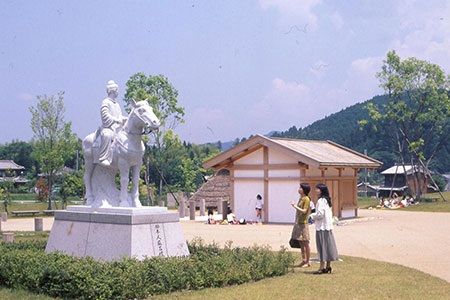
xmin=179 ymin=158 xmax=196 ymax=198
xmin=0 ymin=169 xmax=14 ymax=213
xmin=29 ymin=91 xmax=77 ymax=210
xmin=363 ymin=51 xmax=450 ymax=200
xmin=124 ymin=73 xmax=185 ymax=204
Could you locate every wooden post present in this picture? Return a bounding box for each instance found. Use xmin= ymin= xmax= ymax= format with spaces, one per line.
xmin=263 ymin=146 xmax=269 ymax=223
xmin=179 ymin=199 xmax=185 ymax=218
xmin=2 ymin=232 xmax=14 ymax=243
xmin=217 ymin=199 xmax=223 ymax=214
xmin=1 ymin=212 xmax=7 ymax=222
xmin=189 ymin=201 xmax=196 ymax=220
xmin=222 ymin=199 xmax=228 ymax=221
xmin=34 ymin=218 xmax=44 ymax=232
xmin=200 ymin=199 xmax=206 ymax=216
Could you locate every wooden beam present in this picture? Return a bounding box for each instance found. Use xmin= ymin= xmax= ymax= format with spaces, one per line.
xmin=230 ymin=144 xmax=263 ymax=163
xmin=229 ymin=169 xmax=235 ymax=213
xmin=263 ymin=146 xmax=269 ymax=223
xmin=231 ymin=163 xmax=307 ymax=170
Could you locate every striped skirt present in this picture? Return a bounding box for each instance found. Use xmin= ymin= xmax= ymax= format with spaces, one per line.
xmin=316 ymin=230 xmax=338 ymax=262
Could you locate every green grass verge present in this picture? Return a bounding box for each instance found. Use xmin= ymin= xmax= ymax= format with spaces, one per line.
xmin=0 ymin=287 xmax=57 ymax=300
xmin=358 ymin=192 xmax=450 ymax=213
xmin=152 ymin=255 xmax=450 ymax=300
xmin=0 ymin=201 xmax=82 ymax=218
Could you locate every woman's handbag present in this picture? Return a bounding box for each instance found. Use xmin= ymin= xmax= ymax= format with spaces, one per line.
xmin=289 ymin=238 xmax=301 ymax=248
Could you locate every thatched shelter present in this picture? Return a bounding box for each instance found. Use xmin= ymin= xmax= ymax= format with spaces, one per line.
xmin=189 ymin=169 xmax=231 ymax=208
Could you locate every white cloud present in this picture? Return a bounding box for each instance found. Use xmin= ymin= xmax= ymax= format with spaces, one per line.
xmin=342 ymin=56 xmax=384 ymax=103
xmin=330 ymin=11 xmax=344 ymax=30
xmin=17 ymin=93 xmax=34 ymax=101
xmin=248 ymin=78 xmax=317 ymax=131
xmin=391 ymin=1 xmax=450 ymax=72
xmin=259 ymin=0 xmax=322 ymax=29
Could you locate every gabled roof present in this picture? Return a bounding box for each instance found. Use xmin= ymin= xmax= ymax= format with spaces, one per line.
xmin=203 ymin=134 xmax=382 ymax=170
xmin=0 ymin=160 xmax=25 ymax=170
xmin=381 ymin=165 xmax=424 ymax=175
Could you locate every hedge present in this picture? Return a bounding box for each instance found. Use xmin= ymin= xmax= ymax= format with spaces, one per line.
xmin=0 ymin=239 xmax=293 ymax=300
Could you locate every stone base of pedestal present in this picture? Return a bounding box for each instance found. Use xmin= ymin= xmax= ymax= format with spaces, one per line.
xmin=45 ymin=206 xmax=189 ymax=261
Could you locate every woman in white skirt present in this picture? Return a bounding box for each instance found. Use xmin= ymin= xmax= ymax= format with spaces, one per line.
xmin=310 ymin=183 xmax=338 ymax=274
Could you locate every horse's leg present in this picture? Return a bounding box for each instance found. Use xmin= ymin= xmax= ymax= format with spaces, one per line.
xmin=84 ymin=159 xmax=94 ymax=205
xmin=82 ymin=135 xmax=95 ymax=205
xmin=131 ymin=163 xmax=142 ymax=207
xmin=118 ymin=159 xmax=130 ymax=207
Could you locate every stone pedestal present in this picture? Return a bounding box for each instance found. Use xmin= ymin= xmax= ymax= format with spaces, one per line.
xmin=45 ymin=206 xmax=189 ymax=261
xmin=1 ymin=212 xmax=7 ymax=222
xmin=2 ymin=232 xmax=14 ymax=243
xmin=34 ymin=218 xmax=43 ymax=231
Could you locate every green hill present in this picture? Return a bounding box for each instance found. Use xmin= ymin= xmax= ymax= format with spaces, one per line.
xmin=272 ymin=95 xmax=450 ymax=173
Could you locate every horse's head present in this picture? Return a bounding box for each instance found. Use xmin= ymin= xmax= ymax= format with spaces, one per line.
xmin=129 ymin=99 xmax=160 ymax=133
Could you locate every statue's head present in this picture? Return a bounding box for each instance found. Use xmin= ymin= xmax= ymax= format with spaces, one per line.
xmin=106 ymin=80 xmax=119 ymax=98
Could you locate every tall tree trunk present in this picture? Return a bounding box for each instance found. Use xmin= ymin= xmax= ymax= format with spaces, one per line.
xmin=47 ymin=172 xmax=53 ymax=210
xmin=145 ymin=153 xmax=151 ymax=206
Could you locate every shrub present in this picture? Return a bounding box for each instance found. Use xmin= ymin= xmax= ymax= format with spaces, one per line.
xmin=0 ymin=239 xmax=293 ymax=299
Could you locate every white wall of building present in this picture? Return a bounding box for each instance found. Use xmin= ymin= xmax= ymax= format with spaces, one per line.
xmin=269 ymin=169 xmax=300 ymax=177
xmin=234 ymin=148 xmax=263 ymax=165
xmin=268 ymin=148 xmax=296 ymax=164
xmin=234 ymin=180 xmax=264 ymax=221
xmin=234 ymin=170 xmax=264 ymax=178
xmin=268 ymin=181 xmax=298 ymax=223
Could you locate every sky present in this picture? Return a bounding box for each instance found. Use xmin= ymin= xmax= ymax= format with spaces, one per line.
xmin=1 ymin=0 xmax=450 ymax=145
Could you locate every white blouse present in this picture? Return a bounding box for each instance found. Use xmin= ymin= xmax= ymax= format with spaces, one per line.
xmin=310 ymin=197 xmax=334 ymax=231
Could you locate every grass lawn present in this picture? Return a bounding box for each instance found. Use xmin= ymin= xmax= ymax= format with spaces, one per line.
xmin=358 ymin=192 xmax=450 ymax=213
xmin=0 ymin=288 xmax=57 ymax=300
xmin=1 ymin=255 xmax=449 ymax=300
xmin=0 ymin=201 xmax=82 ymax=218
xmin=1 ymin=237 xmax=450 ymax=300
xmin=152 ymin=256 xmax=450 ymax=300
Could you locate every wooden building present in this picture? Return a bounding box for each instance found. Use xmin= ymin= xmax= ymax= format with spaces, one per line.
xmin=379 ymin=164 xmax=435 ymax=197
xmin=202 ymin=135 xmax=382 ymax=222
xmin=0 ymin=160 xmax=29 ymax=188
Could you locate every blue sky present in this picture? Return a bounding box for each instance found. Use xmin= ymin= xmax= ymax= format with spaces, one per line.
xmin=1 ymin=0 xmax=450 ymax=144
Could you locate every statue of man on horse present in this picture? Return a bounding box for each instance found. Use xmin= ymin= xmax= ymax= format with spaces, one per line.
xmin=82 ymin=80 xmax=160 ymax=208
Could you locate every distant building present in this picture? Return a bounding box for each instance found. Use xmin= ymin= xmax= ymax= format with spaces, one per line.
xmin=357 ymin=182 xmax=380 ymax=198
xmin=201 ymin=134 xmax=382 ymax=222
xmin=0 ymin=160 xmax=29 ymax=188
xmin=378 ymin=164 xmax=437 ymax=198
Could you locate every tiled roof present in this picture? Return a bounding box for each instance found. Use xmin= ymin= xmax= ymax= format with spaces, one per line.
xmin=0 ymin=160 xmax=25 ymax=170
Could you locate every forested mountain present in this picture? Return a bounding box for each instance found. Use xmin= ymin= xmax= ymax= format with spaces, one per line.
xmin=271 ymin=95 xmax=450 ymax=173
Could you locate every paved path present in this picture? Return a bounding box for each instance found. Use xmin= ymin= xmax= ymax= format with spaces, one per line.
xmin=2 ymin=209 xmax=450 ymax=283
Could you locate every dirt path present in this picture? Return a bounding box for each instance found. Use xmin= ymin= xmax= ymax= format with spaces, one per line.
xmin=2 ymin=209 xmax=449 ymax=283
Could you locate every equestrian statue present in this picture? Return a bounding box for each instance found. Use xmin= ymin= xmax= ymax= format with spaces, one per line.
xmin=82 ymin=80 xmax=160 ymax=208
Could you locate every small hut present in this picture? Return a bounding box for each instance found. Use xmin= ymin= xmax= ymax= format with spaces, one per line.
xmin=189 ymin=169 xmax=231 ymax=209
xmin=202 ymin=135 xmax=382 ymax=222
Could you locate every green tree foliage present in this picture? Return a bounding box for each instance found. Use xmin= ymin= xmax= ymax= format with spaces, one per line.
xmin=271 ymin=92 xmax=450 ymax=174
xmin=0 ymin=169 xmax=13 ymax=213
xmin=29 ymin=91 xmax=78 ymax=209
xmin=124 ymin=73 xmax=186 ymax=202
xmin=364 ymin=51 xmax=450 ymax=199
xmin=0 ymin=141 xmax=37 ymax=174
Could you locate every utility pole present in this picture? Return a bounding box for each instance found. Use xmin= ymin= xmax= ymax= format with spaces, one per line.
xmin=364 ymin=149 xmax=368 ymax=198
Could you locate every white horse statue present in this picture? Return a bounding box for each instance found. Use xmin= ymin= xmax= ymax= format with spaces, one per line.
xmin=82 ymin=100 xmax=160 ymax=208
